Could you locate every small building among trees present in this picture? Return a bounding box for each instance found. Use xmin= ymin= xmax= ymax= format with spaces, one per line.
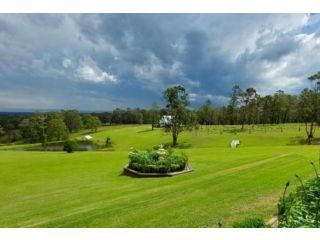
xmin=159 ymin=115 xmax=172 ymax=127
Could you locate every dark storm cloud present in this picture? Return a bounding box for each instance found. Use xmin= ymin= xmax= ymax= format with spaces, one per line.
xmin=0 ymin=13 xmax=319 ymax=111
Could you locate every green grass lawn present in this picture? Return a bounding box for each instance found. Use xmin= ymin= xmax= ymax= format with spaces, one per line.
xmin=0 ymin=124 xmax=319 ymax=227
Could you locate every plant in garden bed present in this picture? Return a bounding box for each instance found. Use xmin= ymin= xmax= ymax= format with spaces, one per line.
xmin=127 ymin=145 xmax=188 ymax=173
xmin=232 ymin=218 xmax=268 ymax=228
xmin=278 ymin=161 xmax=320 ymax=227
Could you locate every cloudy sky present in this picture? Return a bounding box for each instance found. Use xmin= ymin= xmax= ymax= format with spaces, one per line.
xmin=0 ymin=13 xmax=320 ymax=111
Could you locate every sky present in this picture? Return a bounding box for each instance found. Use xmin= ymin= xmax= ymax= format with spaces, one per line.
xmin=0 ymin=13 xmax=320 ymax=111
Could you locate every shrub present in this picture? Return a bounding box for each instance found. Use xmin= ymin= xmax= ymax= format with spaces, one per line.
xmin=105 ymin=136 xmax=112 ymax=148
xmin=63 ymin=139 xmax=77 ymax=153
xmin=232 ymin=218 xmax=267 ymax=228
xmin=128 ymin=146 xmax=188 ymax=173
xmin=278 ymin=162 xmax=320 ymax=228
xmin=278 ymin=177 xmax=320 ymax=227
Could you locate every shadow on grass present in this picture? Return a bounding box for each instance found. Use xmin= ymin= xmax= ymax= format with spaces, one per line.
xmin=287 ymin=136 xmax=306 ymax=145
xmin=137 ymin=129 xmax=153 ymax=133
xmin=311 ymin=138 xmax=320 ymax=145
xmin=223 ymin=127 xmax=247 ymax=134
xmin=287 ymin=136 xmax=320 ymax=145
xmin=118 ymin=170 xmax=156 ymax=178
xmin=176 ymin=142 xmax=192 ymax=149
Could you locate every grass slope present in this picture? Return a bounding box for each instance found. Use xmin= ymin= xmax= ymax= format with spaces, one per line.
xmin=0 ymin=124 xmax=318 ymax=227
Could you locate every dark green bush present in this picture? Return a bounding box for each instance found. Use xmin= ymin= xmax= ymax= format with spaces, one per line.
xmin=232 ymin=218 xmax=267 ymax=228
xmin=63 ymin=139 xmax=77 ymax=153
xmin=105 ymin=136 xmax=112 ymax=148
xmin=128 ymin=147 xmax=188 ymax=173
xmin=278 ymin=176 xmax=320 ymax=227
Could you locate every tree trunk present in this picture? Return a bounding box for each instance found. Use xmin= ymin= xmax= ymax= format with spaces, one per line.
xmin=305 ymin=122 xmax=314 ymax=145
xmin=172 ymin=132 xmax=178 ymax=147
xmin=151 ymin=123 xmax=154 ymax=130
xmin=310 ymin=122 xmax=315 ymax=139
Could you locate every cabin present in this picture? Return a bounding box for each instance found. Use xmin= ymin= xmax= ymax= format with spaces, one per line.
xmin=159 ymin=115 xmax=172 ymax=127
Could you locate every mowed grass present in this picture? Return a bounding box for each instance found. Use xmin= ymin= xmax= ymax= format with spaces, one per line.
xmin=0 ymin=124 xmax=319 ymax=227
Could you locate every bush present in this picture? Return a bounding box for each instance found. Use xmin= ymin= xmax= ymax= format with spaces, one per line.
xmin=105 ymin=136 xmax=112 ymax=148
xmin=232 ymin=218 xmax=267 ymax=228
xmin=63 ymin=139 xmax=77 ymax=153
xmin=128 ymin=146 xmax=188 ymax=173
xmin=278 ymin=176 xmax=320 ymax=227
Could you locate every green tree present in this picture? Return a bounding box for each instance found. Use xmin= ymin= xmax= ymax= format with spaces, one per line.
xmin=244 ymin=87 xmax=259 ymax=125
xmin=197 ymin=99 xmax=215 ymax=125
xmin=90 ymin=116 xmax=101 ymax=132
xmin=150 ymin=101 xmax=160 ymax=130
xmin=298 ymin=88 xmax=319 ymax=144
xmin=0 ymin=125 xmax=5 ymax=136
xmin=111 ymin=108 xmax=124 ymax=124
xmin=83 ymin=115 xmax=101 ymax=132
xmin=19 ymin=115 xmax=42 ymax=143
xmin=163 ymin=85 xmax=190 ymax=146
xmin=308 ymin=71 xmax=320 ymax=125
xmin=63 ymin=110 xmax=83 ymax=133
xmin=47 ymin=118 xmax=69 ymax=141
xmin=7 ymin=129 xmax=22 ymax=142
xmin=63 ymin=139 xmax=77 ymax=153
xmin=228 ymin=85 xmax=242 ymax=125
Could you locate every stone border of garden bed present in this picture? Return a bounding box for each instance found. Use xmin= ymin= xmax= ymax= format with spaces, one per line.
xmin=123 ymin=163 xmax=194 ymax=177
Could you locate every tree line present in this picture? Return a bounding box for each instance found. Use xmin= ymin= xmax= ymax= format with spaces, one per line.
xmin=0 ymin=110 xmax=101 ymax=144
xmin=0 ymin=71 xmax=319 ymax=145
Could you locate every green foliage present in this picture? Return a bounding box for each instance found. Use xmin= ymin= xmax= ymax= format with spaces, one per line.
xmin=0 ymin=125 xmax=5 ymax=136
xmin=105 ymin=136 xmax=112 ymax=148
xmin=128 ymin=147 xmax=188 ymax=173
xmin=83 ymin=115 xmax=101 ymax=132
xmin=63 ymin=139 xmax=77 ymax=153
xmin=278 ymin=162 xmax=320 ymax=227
xmin=63 ymin=110 xmax=83 ymax=133
xmin=163 ymin=85 xmax=193 ymax=146
xmin=197 ymin=99 xmax=215 ymax=125
xmin=232 ymin=218 xmax=267 ymax=228
xmin=47 ymin=118 xmax=69 ymax=141
xmin=150 ymin=101 xmax=160 ymax=130
xmin=18 ymin=115 xmax=42 ymax=143
xmin=298 ymin=88 xmax=319 ymax=144
xmin=7 ymin=129 xmax=22 ymax=142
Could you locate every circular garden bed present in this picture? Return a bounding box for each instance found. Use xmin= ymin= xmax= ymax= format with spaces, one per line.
xmin=123 ymin=145 xmax=193 ymax=177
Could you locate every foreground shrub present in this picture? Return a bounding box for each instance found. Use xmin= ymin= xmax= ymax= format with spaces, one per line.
xmin=278 ymin=162 xmax=320 ymax=227
xmin=128 ymin=145 xmax=188 ymax=173
xmin=63 ymin=139 xmax=77 ymax=153
xmin=232 ymin=218 xmax=267 ymax=228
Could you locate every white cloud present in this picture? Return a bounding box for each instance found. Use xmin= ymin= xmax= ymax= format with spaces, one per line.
xmin=62 ymin=58 xmax=72 ymax=68
xmin=188 ymin=92 xmax=229 ymax=105
xmin=251 ymin=30 xmax=320 ymax=95
xmin=189 ymin=93 xmax=198 ymax=102
xmin=1 ymin=14 xmax=320 ymax=110
xmin=188 ymin=80 xmax=200 ymax=88
xmin=76 ymin=56 xmax=118 ymax=83
xmin=134 ymin=52 xmax=186 ymax=90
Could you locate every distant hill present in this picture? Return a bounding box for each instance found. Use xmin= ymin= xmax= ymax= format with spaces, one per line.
xmin=0 ymin=112 xmax=32 ymax=116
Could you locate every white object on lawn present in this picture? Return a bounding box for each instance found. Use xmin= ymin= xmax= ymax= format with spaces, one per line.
xmin=230 ymin=139 xmax=240 ymax=148
xmin=83 ymin=135 xmax=93 ymax=141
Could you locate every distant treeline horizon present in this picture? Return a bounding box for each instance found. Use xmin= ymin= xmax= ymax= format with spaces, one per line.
xmin=0 ymin=83 xmax=319 ymax=144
